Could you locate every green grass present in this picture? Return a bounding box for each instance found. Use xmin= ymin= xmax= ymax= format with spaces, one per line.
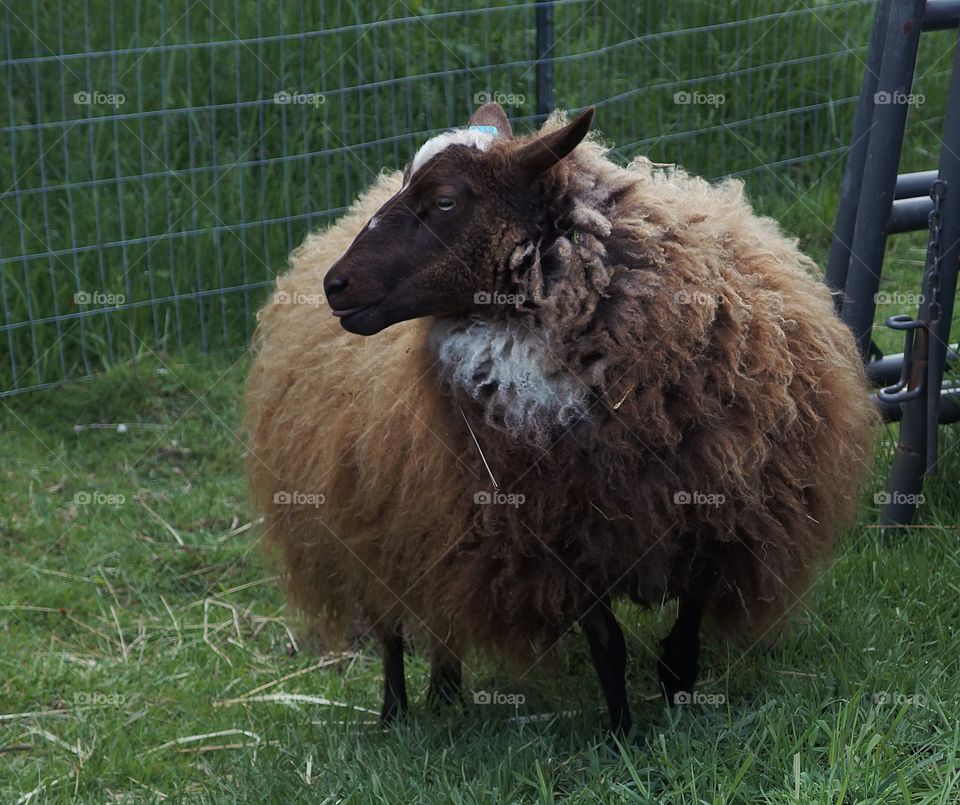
xmin=3 ymin=1 xmax=960 ymax=800
xmin=1 ymin=353 xmax=959 ymax=803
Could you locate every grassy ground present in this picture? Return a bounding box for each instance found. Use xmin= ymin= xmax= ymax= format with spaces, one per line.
xmin=1 ymin=352 xmax=959 ymax=803
xmin=3 ymin=1 xmax=960 ymax=801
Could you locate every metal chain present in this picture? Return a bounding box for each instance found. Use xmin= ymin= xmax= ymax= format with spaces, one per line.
xmin=927 ymin=179 xmax=946 ymax=325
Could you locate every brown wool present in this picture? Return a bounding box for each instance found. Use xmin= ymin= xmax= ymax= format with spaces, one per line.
xmin=244 ymin=114 xmax=878 ymax=666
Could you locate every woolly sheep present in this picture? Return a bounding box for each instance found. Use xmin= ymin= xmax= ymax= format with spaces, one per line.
xmin=245 ymin=103 xmax=877 ymax=734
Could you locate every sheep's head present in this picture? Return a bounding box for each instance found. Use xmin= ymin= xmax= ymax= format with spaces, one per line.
xmin=323 ymin=103 xmax=594 ymax=335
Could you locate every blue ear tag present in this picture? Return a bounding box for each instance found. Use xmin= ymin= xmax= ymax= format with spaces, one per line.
xmin=468 ymin=125 xmax=499 ymax=136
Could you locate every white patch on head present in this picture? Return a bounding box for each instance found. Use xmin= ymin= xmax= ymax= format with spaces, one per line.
xmin=367 ymin=214 xmax=379 ymax=231
xmin=410 ymin=129 xmax=497 ymax=178
xmin=430 ymin=317 xmax=590 ymax=438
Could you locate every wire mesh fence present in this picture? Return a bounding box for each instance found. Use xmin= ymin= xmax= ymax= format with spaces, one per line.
xmin=1 ymin=0 xmax=951 ymax=396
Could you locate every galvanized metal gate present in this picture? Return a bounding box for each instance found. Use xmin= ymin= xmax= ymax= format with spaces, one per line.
xmin=827 ymin=0 xmax=960 ymax=530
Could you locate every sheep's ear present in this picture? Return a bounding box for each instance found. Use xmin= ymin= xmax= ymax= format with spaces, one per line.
xmin=513 ymin=107 xmax=594 ymax=176
xmin=467 ymin=102 xmax=513 ymax=138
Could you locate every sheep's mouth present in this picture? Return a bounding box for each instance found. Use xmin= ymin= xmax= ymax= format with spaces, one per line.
xmin=331 ymin=303 xmax=376 ymax=320
xmin=331 ymin=295 xmax=443 ymax=336
xmin=331 ymin=300 xmax=387 ymax=335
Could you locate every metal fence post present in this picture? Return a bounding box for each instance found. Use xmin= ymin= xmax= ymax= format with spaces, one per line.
xmin=840 ymin=0 xmax=925 ymax=360
xmin=825 ymin=0 xmax=891 ymax=313
xmin=535 ymin=1 xmax=554 ymax=122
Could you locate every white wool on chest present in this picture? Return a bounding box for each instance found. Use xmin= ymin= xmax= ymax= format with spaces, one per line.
xmin=429 ymin=317 xmax=591 ymax=436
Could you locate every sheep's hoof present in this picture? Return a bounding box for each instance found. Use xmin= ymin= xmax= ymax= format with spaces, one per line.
xmin=611 ymin=714 xmax=633 ymax=740
xmin=425 ymin=687 xmax=463 ymax=710
xmin=603 ymin=719 xmax=637 ymax=753
xmin=379 ymin=702 xmax=405 ymax=728
xmin=657 ymin=657 xmax=697 ymax=707
xmin=426 ymin=662 xmax=463 ymax=709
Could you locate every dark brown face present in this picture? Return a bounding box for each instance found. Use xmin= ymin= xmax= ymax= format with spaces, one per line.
xmin=323 ymin=146 xmax=511 ymax=335
xmin=323 ymin=105 xmax=594 ymax=335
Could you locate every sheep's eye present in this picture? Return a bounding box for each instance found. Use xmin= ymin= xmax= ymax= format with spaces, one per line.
xmin=435 ymin=196 xmax=457 ymax=212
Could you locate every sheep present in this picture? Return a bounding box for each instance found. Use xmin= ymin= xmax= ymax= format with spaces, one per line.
xmin=245 ymin=102 xmax=877 ymax=734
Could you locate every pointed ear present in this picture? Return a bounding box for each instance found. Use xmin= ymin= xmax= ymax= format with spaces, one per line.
xmin=467 ymin=102 xmax=513 ymax=138
xmin=513 ymin=107 xmax=594 ymax=176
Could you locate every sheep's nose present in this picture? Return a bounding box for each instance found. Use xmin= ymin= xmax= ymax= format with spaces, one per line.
xmin=324 ymin=273 xmax=349 ymax=299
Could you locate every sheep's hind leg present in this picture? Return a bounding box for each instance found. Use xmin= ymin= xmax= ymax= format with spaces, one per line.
xmin=426 ymin=647 xmax=462 ymax=707
xmin=379 ymin=630 xmax=408 ymax=727
xmin=582 ymin=597 xmax=632 ymax=736
xmin=657 ymin=567 xmax=715 ymax=706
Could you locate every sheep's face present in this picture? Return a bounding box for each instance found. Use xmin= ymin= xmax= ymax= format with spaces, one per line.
xmin=323 ymin=104 xmax=594 ymax=335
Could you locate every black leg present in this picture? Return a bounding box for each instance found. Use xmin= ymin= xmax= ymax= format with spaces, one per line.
xmin=582 ymin=598 xmax=632 ymax=735
xmin=426 ymin=648 xmax=462 ymax=707
xmin=379 ymin=629 xmax=408 ymax=727
xmin=657 ymin=565 xmax=715 ymax=706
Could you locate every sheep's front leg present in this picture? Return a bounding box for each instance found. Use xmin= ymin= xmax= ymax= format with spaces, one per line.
xmin=582 ymin=598 xmax=632 ymax=735
xmin=379 ymin=630 xmax=408 ymax=727
xmin=426 ymin=647 xmax=462 ymax=707
xmin=657 ymin=567 xmax=715 ymax=705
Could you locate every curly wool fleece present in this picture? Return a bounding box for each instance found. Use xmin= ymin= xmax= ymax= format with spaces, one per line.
xmin=245 ymin=114 xmax=877 ymax=662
